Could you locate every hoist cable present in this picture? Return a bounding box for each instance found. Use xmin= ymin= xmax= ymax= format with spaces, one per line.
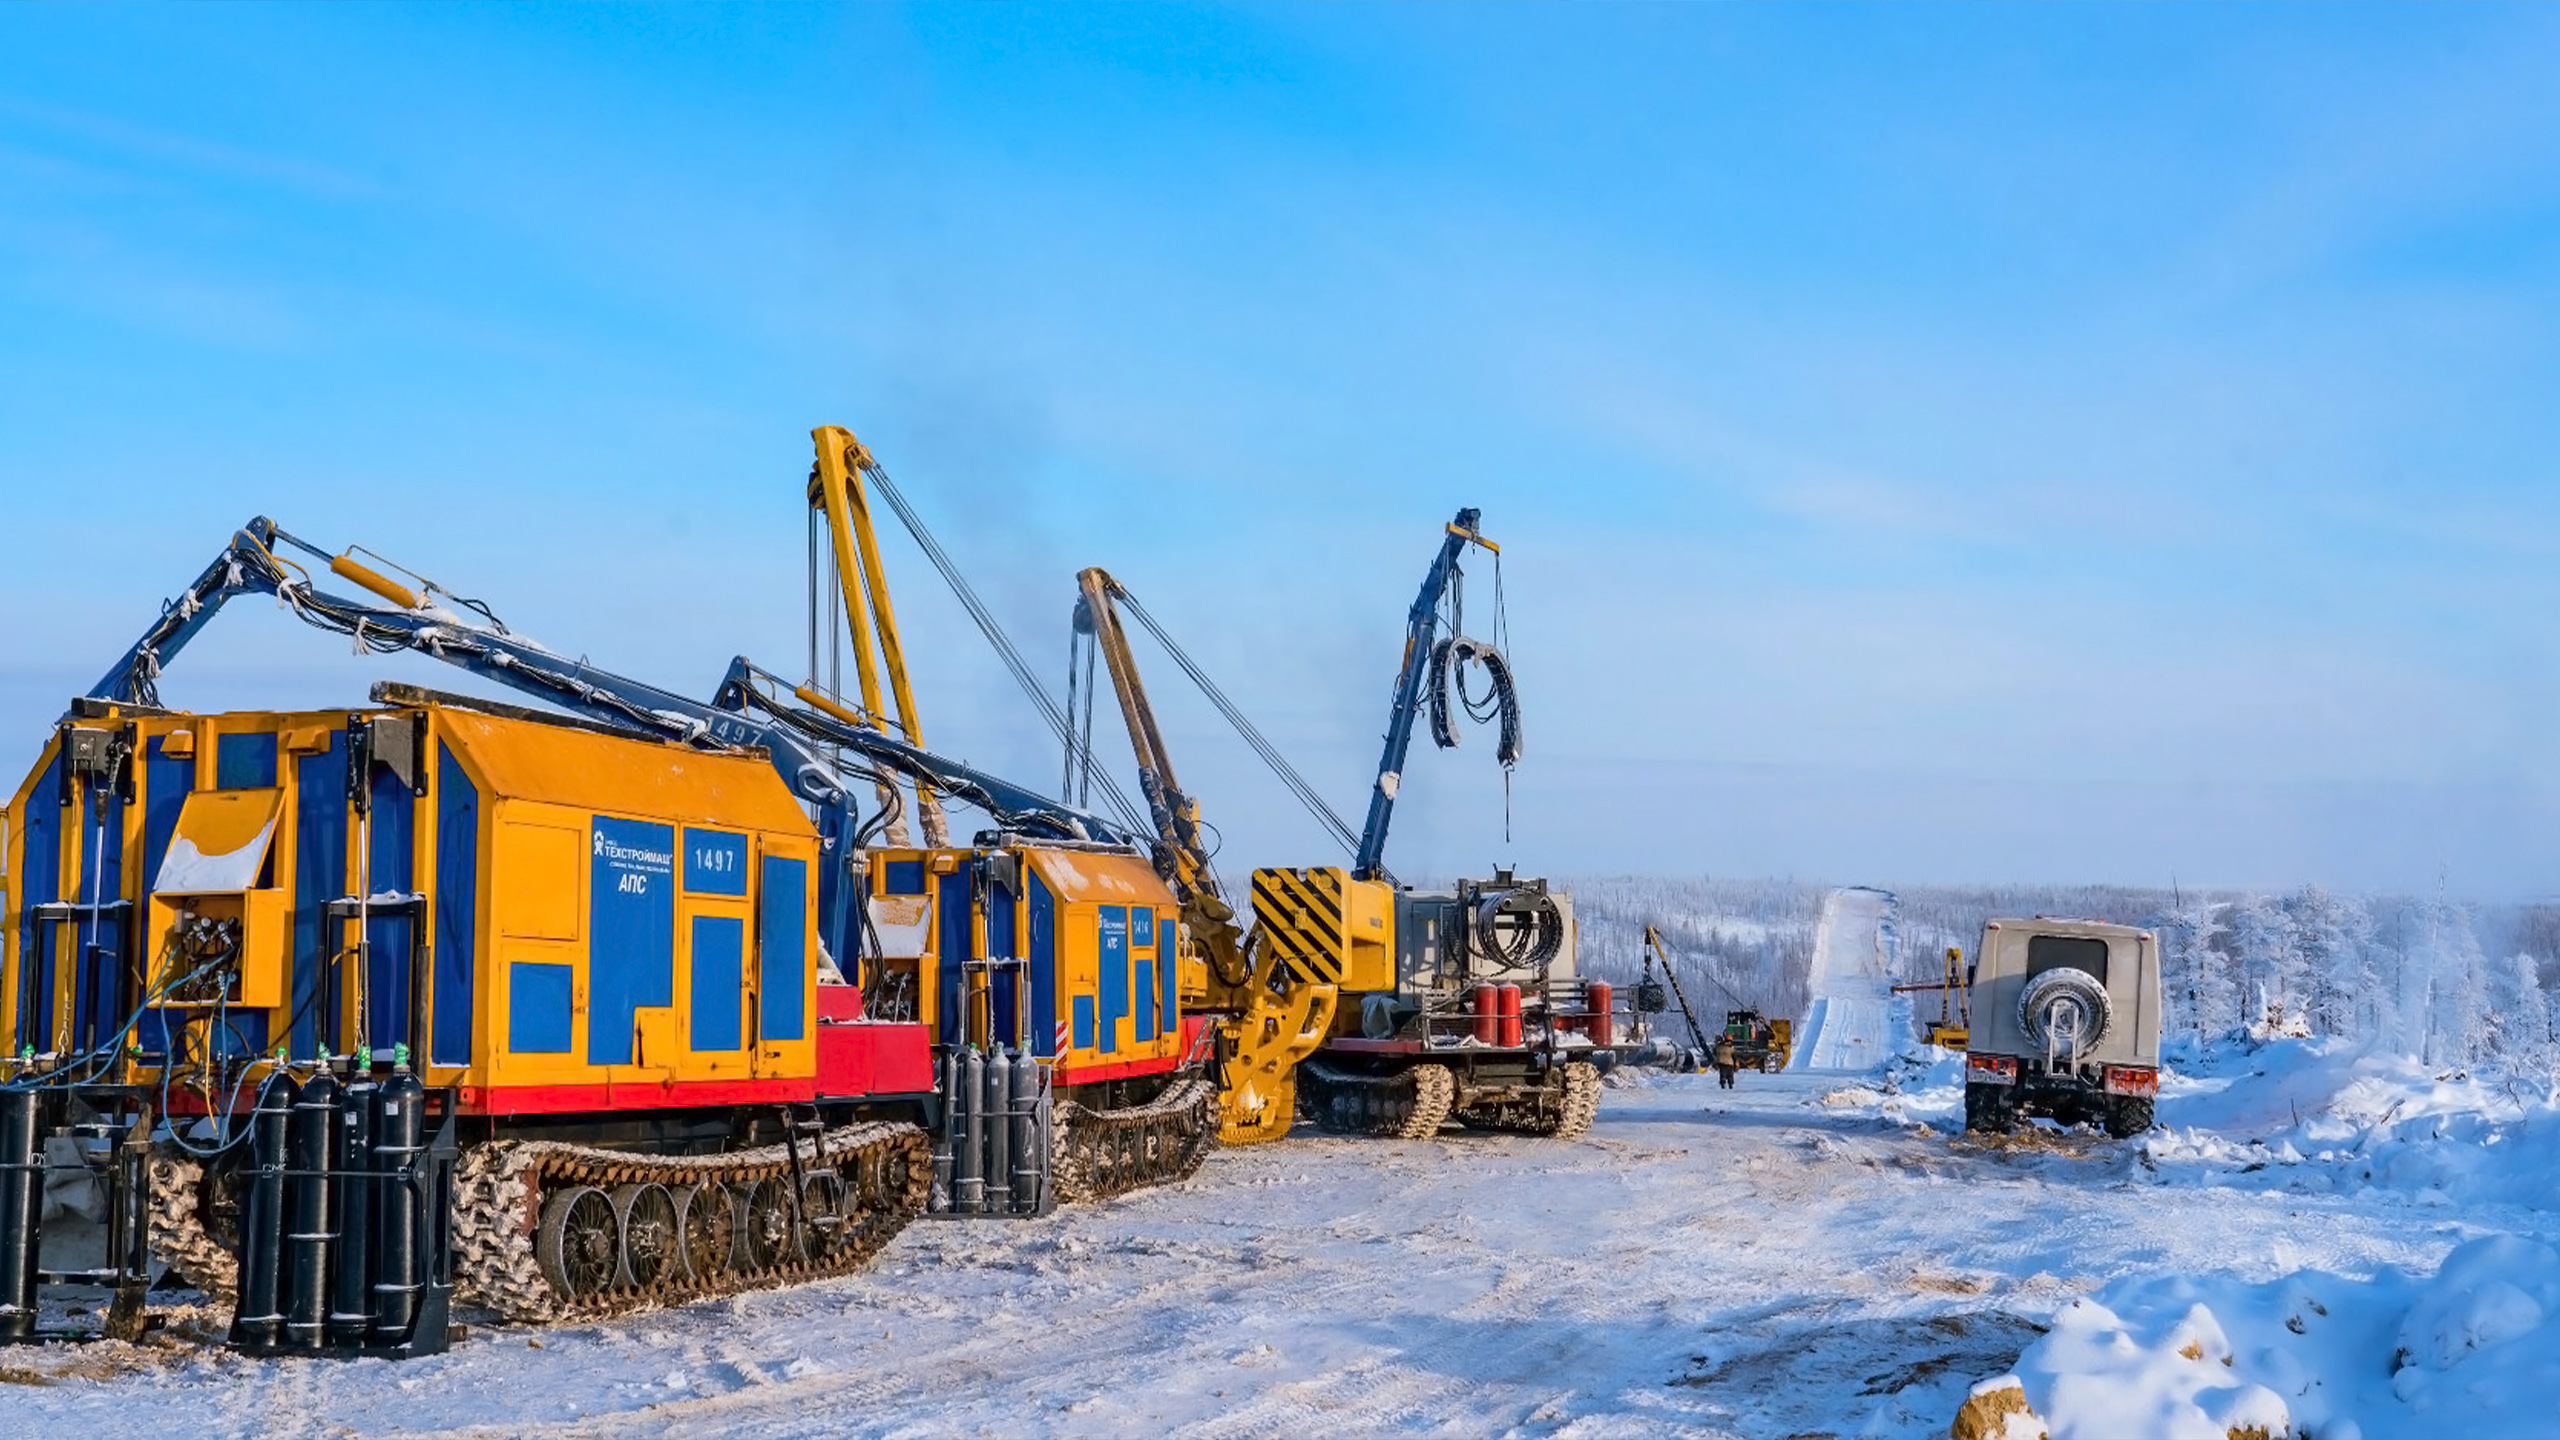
xmin=855 ymin=460 xmax=1148 ymax=837
xmin=1107 ymin=584 xmax=1363 ymax=859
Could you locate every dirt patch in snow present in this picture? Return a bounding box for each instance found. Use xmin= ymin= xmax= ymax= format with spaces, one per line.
xmin=1947 ymin=1127 xmax=2114 ymax=1160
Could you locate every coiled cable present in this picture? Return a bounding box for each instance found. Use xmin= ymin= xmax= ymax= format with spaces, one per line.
xmin=1427 ymin=636 xmax=1524 ymax=765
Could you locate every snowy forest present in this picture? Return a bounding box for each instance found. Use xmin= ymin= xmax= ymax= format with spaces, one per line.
xmin=1568 ymin=878 xmax=2560 ymax=1079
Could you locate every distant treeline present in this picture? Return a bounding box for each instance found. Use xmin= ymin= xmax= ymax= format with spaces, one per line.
xmin=1567 ymin=877 xmax=1822 ymax=1032
xmin=1563 ymin=877 xmax=2560 ymax=1077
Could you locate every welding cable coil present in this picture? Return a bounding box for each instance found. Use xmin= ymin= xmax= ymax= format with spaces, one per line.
xmin=1473 ymin=888 xmax=1565 ymax=968
xmin=1427 ymin=636 xmax=1524 ymax=765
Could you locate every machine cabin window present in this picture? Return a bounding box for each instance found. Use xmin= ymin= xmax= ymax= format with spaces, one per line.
xmin=2025 ymin=935 xmax=2108 ymax=985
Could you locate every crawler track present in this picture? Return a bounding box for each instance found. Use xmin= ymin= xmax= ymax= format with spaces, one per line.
xmin=146 ymin=1147 xmax=239 ymax=1298
xmin=1053 ymin=1075 xmax=1218 ymax=1204
xmin=453 ymin=1120 xmax=928 ymax=1324
xmin=1452 ymin=1061 xmax=1600 ymax=1138
xmin=1303 ymin=1060 xmax=1455 ymax=1138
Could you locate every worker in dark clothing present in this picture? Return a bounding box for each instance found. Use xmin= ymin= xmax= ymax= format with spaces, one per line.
xmin=1714 ymin=1036 xmax=1739 ymax=1089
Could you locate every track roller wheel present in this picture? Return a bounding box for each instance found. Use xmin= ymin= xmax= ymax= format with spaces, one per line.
xmin=614 ymin=1183 xmax=681 ymax=1289
xmin=678 ymin=1182 xmax=737 ymax=1281
xmin=536 ymin=1185 xmax=621 ymax=1301
xmin=740 ymin=1175 xmax=798 ymax=1269
xmin=800 ymin=1171 xmax=849 ymax=1261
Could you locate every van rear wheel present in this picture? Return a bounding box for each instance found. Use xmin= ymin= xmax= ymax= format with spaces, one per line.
xmin=2103 ymin=1095 xmax=2154 ymax=1139
xmin=1962 ymin=1082 xmax=2014 ymax=1134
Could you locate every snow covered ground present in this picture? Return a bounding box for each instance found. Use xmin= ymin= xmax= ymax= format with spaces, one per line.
xmin=0 ymin=884 xmax=2552 ymax=1436
xmin=1792 ymin=886 xmax=1910 ymax=1072
xmin=0 ymin=1040 xmax=2544 ymax=1437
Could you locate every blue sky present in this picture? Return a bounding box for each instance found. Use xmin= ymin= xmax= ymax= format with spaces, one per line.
xmin=6 ymin=3 xmax=2560 ymax=894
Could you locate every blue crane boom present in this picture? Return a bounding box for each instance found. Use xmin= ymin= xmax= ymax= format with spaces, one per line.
xmin=88 ymin=516 xmax=1142 ymax=965
xmin=1353 ymin=507 xmax=1498 ymax=882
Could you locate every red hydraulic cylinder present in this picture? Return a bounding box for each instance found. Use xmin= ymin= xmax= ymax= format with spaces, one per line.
xmin=1471 ymin=983 xmax=1499 ymax=1044
xmin=1585 ymin=980 xmax=1613 ymax=1047
xmin=1496 ymin=983 xmax=1523 ymax=1048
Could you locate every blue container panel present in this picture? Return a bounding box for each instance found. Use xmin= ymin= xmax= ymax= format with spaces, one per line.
xmin=690 ymin=915 xmax=744 ymax=1052
xmin=66 ymin=787 xmax=129 ymax=1055
xmin=215 ymin=732 xmax=277 ymax=790
xmin=137 ymin=737 xmax=193 ymax=1062
xmin=816 ymin=807 xmax=857 ymax=980
xmin=935 ymin=869 xmax=970 ymax=1047
xmin=141 ymin=737 xmax=192 ymax=887
xmin=685 ymin=829 xmax=747 ymax=896
xmin=1097 ymin=905 xmax=1128 ymax=1056
xmin=17 ymin=752 xmax=59 ymax=1050
xmin=1158 ymin=908 xmax=1179 ymax=1037
xmin=759 ymin=857 xmax=808 ymax=1043
xmin=508 ymin=962 xmax=574 ymax=1054
xmin=588 ymin=817 xmax=675 ymax=1066
xmin=291 ymin=732 xmax=348 ymax=1058
xmin=1131 ymin=906 xmax=1156 ymax=1043
xmin=95 ymin=791 xmax=128 ymax=1051
xmin=366 ymin=764 xmax=416 ymax=1054
xmin=431 ymin=743 xmax=478 ymax=1068
xmin=1028 ymin=875 xmax=1058 ymax=1057
xmin=988 ymin=878 xmax=1018 ymax=1046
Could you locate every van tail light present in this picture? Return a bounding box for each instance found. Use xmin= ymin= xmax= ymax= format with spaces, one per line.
xmin=1967 ymin=1054 xmax=2019 ymax=1086
xmin=2102 ymin=1065 xmax=2158 ymax=1097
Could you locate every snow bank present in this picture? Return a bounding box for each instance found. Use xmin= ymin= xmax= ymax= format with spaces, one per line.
xmin=1813 ymin=1028 xmax=2560 ymax=1215
xmin=2142 ymin=1035 xmax=2560 ymax=1209
xmin=1986 ymin=1233 xmax=2560 ymax=1440
xmin=1785 ymin=1027 xmax=2560 ymax=1435
xmin=1818 ymin=1047 xmax=1968 ymax=1126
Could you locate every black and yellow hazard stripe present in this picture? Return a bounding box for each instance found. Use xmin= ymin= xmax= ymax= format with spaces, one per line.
xmin=1251 ymin=865 xmax=1349 ymax=984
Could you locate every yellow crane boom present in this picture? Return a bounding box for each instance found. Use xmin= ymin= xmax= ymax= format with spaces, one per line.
xmin=807 ymin=425 xmax=948 ymax=846
xmin=1073 ymin=566 xmax=1337 ymax=1145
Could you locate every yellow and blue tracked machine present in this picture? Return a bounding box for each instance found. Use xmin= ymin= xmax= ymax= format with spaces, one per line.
xmin=0 ymin=428 xmax=1220 ymax=1358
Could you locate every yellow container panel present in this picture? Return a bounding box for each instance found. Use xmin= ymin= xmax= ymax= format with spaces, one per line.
xmin=1339 ymin=875 xmax=1396 ymax=992
xmin=485 ymin=799 xmax=591 ymax=1090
